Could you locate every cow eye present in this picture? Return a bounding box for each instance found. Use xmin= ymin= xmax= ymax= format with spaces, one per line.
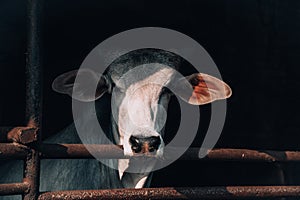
xmin=131 ymin=145 xmax=141 ymax=153
xmin=132 ymin=146 xmax=138 ymax=150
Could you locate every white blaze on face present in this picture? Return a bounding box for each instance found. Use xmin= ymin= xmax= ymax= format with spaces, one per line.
xmin=116 ymin=65 xmax=175 ymax=156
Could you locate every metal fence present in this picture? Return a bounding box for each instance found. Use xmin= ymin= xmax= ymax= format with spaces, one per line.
xmin=1 ymin=0 xmax=300 ymax=199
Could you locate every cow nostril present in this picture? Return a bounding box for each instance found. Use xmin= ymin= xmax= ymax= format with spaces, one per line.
xmin=129 ymin=136 xmax=142 ymax=153
xmin=149 ymin=136 xmax=161 ymax=150
xmin=148 ymin=147 xmax=155 ymax=152
xmin=131 ymin=145 xmax=141 ymax=153
xmin=129 ymin=136 xmax=139 ymax=145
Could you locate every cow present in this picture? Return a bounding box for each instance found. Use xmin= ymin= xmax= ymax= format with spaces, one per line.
xmin=0 ymin=48 xmax=231 ymax=200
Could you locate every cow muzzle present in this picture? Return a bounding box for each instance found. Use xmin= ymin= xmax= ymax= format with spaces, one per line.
xmin=129 ymin=135 xmax=161 ymax=155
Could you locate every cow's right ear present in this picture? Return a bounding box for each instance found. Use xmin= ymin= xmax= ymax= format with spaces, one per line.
xmin=171 ymin=73 xmax=232 ymax=105
xmin=52 ymin=69 xmax=111 ymax=102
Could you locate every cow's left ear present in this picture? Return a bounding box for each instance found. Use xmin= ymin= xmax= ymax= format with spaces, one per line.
xmin=52 ymin=69 xmax=111 ymax=102
xmin=174 ymin=73 xmax=232 ymax=105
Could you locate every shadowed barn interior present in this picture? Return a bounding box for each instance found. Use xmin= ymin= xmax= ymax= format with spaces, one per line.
xmin=1 ymin=0 xmax=300 ymax=199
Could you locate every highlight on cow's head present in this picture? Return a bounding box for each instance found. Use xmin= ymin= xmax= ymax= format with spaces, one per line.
xmin=52 ymin=49 xmax=232 ymax=159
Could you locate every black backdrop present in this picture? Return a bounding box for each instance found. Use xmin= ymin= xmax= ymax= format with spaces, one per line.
xmin=1 ymin=0 xmax=300 ymax=187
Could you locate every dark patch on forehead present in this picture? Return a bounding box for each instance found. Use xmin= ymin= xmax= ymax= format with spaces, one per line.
xmin=104 ymin=48 xmax=197 ymax=83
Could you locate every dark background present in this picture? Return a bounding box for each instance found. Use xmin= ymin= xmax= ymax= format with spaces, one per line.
xmin=1 ymin=0 xmax=300 ymax=188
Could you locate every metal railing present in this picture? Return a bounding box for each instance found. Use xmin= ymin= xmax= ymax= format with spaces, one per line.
xmin=1 ymin=0 xmax=300 ymax=199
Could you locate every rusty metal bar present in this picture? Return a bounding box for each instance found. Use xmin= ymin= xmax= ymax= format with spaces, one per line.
xmin=25 ymin=0 xmax=43 ymax=125
xmin=37 ymin=186 xmax=300 ymax=200
xmin=8 ymin=127 xmax=38 ymax=144
xmin=0 ymin=183 xmax=30 ymax=196
xmin=0 ymin=127 xmax=38 ymax=144
xmin=2 ymin=142 xmax=300 ymax=162
xmin=197 ymin=148 xmax=300 ymax=162
xmin=38 ymin=144 xmax=300 ymax=162
xmin=24 ymin=0 xmax=44 ymax=199
xmin=23 ymin=149 xmax=40 ymax=200
xmin=0 ymin=143 xmax=29 ymax=159
xmin=39 ymin=144 xmax=124 ymax=159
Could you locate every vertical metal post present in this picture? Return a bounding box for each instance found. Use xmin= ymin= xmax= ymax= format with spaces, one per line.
xmin=24 ymin=0 xmax=43 ymax=199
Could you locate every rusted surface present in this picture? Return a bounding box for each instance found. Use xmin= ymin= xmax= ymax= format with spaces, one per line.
xmin=1 ymin=142 xmax=300 ymax=162
xmin=203 ymin=148 xmax=296 ymax=162
xmin=0 ymin=143 xmax=29 ymax=159
xmin=37 ymin=144 xmax=300 ymax=162
xmin=0 ymin=182 xmax=30 ymax=195
xmin=6 ymin=127 xmax=38 ymax=144
xmin=25 ymin=0 xmax=43 ymax=127
xmin=39 ymin=144 xmax=124 ymax=159
xmin=164 ymin=147 xmax=300 ymax=162
xmin=38 ymin=188 xmax=185 ymax=200
xmin=24 ymin=0 xmax=43 ymax=199
xmin=37 ymin=186 xmax=300 ymax=200
xmin=23 ymin=149 xmax=40 ymax=200
xmin=225 ymin=186 xmax=300 ymax=198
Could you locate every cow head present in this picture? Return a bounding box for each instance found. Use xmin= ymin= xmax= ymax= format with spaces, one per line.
xmin=52 ymin=49 xmax=232 ymax=158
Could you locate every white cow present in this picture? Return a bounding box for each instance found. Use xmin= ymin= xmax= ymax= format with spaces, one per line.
xmin=0 ymin=48 xmax=231 ymax=199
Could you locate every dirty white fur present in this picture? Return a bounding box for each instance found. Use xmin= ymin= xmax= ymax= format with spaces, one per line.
xmin=118 ymin=67 xmax=175 ymax=155
xmin=114 ymin=66 xmax=175 ymax=187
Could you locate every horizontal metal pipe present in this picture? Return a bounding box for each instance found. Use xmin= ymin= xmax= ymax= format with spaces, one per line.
xmin=0 ymin=143 xmax=29 ymax=159
xmin=39 ymin=144 xmax=300 ymax=162
xmin=0 ymin=182 xmax=30 ymax=195
xmin=37 ymin=186 xmax=300 ymax=200
xmin=203 ymin=148 xmax=300 ymax=162
xmin=39 ymin=144 xmax=124 ymax=159
xmin=2 ymin=142 xmax=300 ymax=162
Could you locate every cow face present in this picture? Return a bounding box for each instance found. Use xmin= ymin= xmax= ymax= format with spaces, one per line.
xmin=52 ymin=51 xmax=232 ymax=158
xmin=110 ymin=64 xmax=175 ymax=156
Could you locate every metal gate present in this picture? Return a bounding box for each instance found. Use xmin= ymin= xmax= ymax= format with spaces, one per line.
xmin=1 ymin=0 xmax=300 ymax=199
